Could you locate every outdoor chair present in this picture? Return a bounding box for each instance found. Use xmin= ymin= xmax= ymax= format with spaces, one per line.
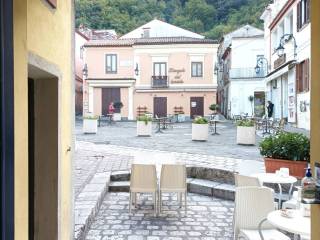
xmin=129 ymin=164 xmax=158 ymax=216
xmin=235 ymin=174 xmax=261 ymax=187
xmin=159 ymin=164 xmax=187 ymax=214
xmin=272 ymin=118 xmax=286 ymax=134
xmin=234 ymin=186 xmax=290 ymax=240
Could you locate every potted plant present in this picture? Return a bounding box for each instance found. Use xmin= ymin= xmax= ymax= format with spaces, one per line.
xmin=248 ymin=96 xmax=254 ymax=116
xmin=236 ymin=119 xmax=256 ymax=145
xmin=113 ymin=102 xmax=123 ymax=121
xmin=137 ymin=115 xmax=153 ymax=137
xmin=259 ymin=132 xmax=310 ymax=178
xmin=83 ymin=115 xmax=98 ymax=134
xmin=209 ymin=104 xmax=220 ymax=114
xmin=192 ymin=117 xmax=209 ymax=141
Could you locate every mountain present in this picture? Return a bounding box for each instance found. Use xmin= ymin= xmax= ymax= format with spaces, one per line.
xmin=75 ymin=0 xmax=270 ymax=40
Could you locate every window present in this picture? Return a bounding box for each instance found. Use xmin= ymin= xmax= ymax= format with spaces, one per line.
xmin=272 ymin=30 xmax=278 ymax=50
xmin=297 ymin=0 xmax=310 ymax=31
xmin=106 ymin=54 xmax=117 ymax=73
xmin=296 ymin=59 xmax=310 ymax=93
xmin=153 ymin=62 xmax=167 ymax=76
xmin=191 ymin=62 xmax=203 ymax=77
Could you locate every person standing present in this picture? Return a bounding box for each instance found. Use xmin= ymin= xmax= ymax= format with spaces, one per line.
xmin=108 ymin=102 xmax=115 ymax=123
xmin=267 ymin=101 xmax=274 ymax=118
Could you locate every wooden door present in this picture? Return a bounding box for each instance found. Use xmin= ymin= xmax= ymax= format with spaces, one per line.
xmin=190 ymin=97 xmax=204 ymax=118
xmin=101 ymin=88 xmax=121 ymax=115
xmin=153 ymin=97 xmax=167 ymax=117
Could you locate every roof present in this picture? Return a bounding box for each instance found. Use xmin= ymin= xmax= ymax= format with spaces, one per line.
xmin=120 ymin=19 xmax=205 ymax=39
xmin=84 ymin=37 xmax=218 ymax=47
xmin=224 ymin=25 xmax=264 ymax=39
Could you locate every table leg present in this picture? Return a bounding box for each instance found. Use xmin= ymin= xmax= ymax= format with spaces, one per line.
xmin=212 ymin=121 xmax=220 ymax=135
xmin=155 ymin=121 xmax=163 ymax=133
xmin=278 ymin=183 xmax=283 ymax=209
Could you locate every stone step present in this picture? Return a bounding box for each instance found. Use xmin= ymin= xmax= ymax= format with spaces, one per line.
xmin=109 ymin=178 xmax=235 ymax=201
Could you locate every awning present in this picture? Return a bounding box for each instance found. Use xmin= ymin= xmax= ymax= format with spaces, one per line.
xmin=265 ymin=60 xmax=296 ymax=83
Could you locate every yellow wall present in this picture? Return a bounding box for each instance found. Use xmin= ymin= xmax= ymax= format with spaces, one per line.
xmin=311 ymin=0 xmax=320 ymax=239
xmin=13 ymin=0 xmax=73 ymax=239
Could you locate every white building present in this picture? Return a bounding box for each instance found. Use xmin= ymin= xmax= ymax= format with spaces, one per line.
xmin=261 ymin=0 xmax=310 ymax=130
xmin=217 ymin=25 xmax=266 ymax=118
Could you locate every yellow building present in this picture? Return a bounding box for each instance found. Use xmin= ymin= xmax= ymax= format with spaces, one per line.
xmin=1 ymin=0 xmax=73 ymax=239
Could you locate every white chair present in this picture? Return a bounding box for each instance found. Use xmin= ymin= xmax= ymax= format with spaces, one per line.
xmin=234 ymin=186 xmax=290 ymax=240
xmin=235 ymin=174 xmax=261 ymax=187
xmin=282 ymin=187 xmax=301 ymax=210
xmin=129 ymin=164 xmax=158 ymax=216
xmin=159 ymin=164 xmax=187 ymax=214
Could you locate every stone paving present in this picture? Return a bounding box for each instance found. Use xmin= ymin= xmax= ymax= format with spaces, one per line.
xmin=86 ymin=192 xmax=234 ymax=240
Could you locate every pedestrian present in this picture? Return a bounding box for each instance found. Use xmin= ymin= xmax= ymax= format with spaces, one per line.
xmin=108 ymin=102 xmax=115 ymax=123
xmin=267 ymin=101 xmax=274 ymax=118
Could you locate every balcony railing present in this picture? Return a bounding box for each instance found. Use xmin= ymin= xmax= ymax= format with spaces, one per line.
xmin=151 ymin=76 xmax=169 ymax=88
xmin=229 ymin=67 xmax=267 ymax=79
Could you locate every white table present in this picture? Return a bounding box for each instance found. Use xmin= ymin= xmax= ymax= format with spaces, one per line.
xmin=267 ymin=210 xmax=310 ymax=238
xmin=252 ymin=173 xmax=297 ymax=208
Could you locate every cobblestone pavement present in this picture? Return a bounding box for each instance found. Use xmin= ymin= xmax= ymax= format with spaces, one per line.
xmin=75 ymin=120 xmax=263 ymax=161
xmin=86 ymin=192 xmax=234 ymax=240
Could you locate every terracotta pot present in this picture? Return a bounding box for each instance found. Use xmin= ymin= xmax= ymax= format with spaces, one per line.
xmin=264 ymin=157 xmax=308 ymax=179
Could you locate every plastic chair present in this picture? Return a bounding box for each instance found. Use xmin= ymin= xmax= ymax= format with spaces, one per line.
xmin=129 ymin=164 xmax=158 ymax=216
xmin=159 ymin=164 xmax=187 ymax=214
xmin=234 ymin=186 xmax=290 ymax=240
xmin=235 ymin=174 xmax=261 ymax=187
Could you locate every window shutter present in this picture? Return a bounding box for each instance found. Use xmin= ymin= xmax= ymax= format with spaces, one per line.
xmin=305 ymin=59 xmax=310 ymax=91
xmin=297 ymin=1 xmax=301 ymax=30
xmin=46 ymin=0 xmax=57 ymax=8
xmin=296 ymin=63 xmax=301 ymax=93
xmin=306 ymin=0 xmax=310 ymax=23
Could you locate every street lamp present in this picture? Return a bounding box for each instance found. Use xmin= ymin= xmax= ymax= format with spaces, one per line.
xmin=134 ymin=63 xmax=139 ymax=76
xmin=275 ymin=33 xmax=297 ymax=58
xmin=255 ymin=57 xmax=269 ymax=75
xmin=82 ymin=64 xmax=88 ymax=79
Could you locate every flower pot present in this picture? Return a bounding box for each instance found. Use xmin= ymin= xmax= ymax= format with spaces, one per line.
xmin=137 ymin=121 xmax=152 ymax=136
xmin=192 ymin=123 xmax=209 ymax=141
xmin=264 ymin=157 xmax=308 ymax=179
xmin=83 ymin=119 xmax=98 ymax=134
xmin=113 ymin=113 xmax=122 ymax=121
xmin=236 ymin=126 xmax=256 ymax=145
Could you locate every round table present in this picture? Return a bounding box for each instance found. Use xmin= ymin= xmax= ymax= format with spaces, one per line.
xmin=252 ymin=173 xmax=297 ymax=208
xmin=267 ymin=210 xmax=310 ymax=237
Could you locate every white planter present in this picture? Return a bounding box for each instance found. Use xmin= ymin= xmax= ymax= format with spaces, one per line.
xmin=113 ymin=113 xmax=122 ymax=121
xmin=177 ymin=114 xmax=186 ymax=122
xmin=83 ymin=119 xmax=98 ymax=134
xmin=192 ymin=123 xmax=209 ymax=141
xmin=236 ymin=126 xmax=256 ymax=145
xmin=137 ymin=121 xmax=152 ymax=136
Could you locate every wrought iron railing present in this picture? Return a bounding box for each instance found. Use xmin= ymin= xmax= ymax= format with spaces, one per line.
xmin=151 ymin=76 xmax=169 ymax=88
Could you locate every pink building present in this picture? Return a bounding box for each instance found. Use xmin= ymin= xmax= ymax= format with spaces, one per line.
xmin=83 ymin=20 xmax=219 ymax=120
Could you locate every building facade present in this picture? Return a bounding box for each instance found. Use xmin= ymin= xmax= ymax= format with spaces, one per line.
xmin=217 ymin=25 xmax=266 ymax=118
xmin=83 ymin=20 xmax=218 ymax=120
xmin=261 ymin=0 xmax=310 ymax=129
xmin=1 ymin=0 xmax=74 ymax=239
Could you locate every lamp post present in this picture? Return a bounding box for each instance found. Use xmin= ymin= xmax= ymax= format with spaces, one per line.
xmin=255 ymin=57 xmax=269 ymax=75
xmin=275 ymin=33 xmax=297 ymax=58
xmin=134 ymin=63 xmax=139 ymax=76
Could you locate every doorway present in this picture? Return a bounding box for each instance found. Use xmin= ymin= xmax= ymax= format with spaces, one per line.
xmin=153 ymin=97 xmax=167 ymax=117
xmin=28 ymin=67 xmax=59 ymax=240
xmin=102 ymin=88 xmax=121 ymax=115
xmin=190 ymin=97 xmax=204 ymax=118
xmin=254 ymin=91 xmax=265 ymax=117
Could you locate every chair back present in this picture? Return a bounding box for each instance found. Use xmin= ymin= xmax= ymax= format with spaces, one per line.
xmin=235 ymin=174 xmax=261 ymax=187
xmin=130 ymin=164 xmax=157 ymax=191
xmin=234 ymin=187 xmax=275 ymax=238
xmin=160 ymin=164 xmax=186 ymax=190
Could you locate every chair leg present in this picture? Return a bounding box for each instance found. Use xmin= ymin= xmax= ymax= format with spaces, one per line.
xmin=159 ymin=191 xmax=162 ymax=214
xmin=153 ymin=192 xmax=156 ymax=217
xmin=134 ymin=193 xmax=137 ymax=208
xmin=129 ymin=192 xmax=132 ymax=214
xmin=184 ymin=191 xmax=187 ymax=214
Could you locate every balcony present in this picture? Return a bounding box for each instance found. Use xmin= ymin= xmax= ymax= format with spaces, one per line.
xmin=151 ymin=76 xmax=169 ymax=88
xmin=229 ymin=67 xmax=267 ymax=79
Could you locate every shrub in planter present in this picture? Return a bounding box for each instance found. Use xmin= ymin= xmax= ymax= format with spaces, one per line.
xmin=259 ymin=132 xmax=310 ymax=178
xmin=113 ymin=102 xmax=123 ymax=121
xmin=209 ymin=104 xmax=220 ymax=113
xmin=136 ymin=115 xmax=153 ymax=136
xmin=83 ymin=115 xmax=99 ymax=134
xmin=236 ymin=119 xmax=256 ymax=145
xmin=192 ymin=117 xmax=209 ymax=141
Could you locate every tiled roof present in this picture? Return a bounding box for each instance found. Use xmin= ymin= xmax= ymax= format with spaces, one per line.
xmin=84 ymin=37 xmax=218 ymax=47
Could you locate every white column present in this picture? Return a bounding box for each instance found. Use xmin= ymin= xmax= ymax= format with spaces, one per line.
xmin=88 ymin=86 xmax=94 ymax=114
xmin=128 ymin=86 xmax=134 ymax=120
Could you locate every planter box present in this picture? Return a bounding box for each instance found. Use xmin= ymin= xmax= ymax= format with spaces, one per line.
xmin=264 ymin=157 xmax=308 ymax=179
xmin=137 ymin=121 xmax=152 ymax=136
xmin=192 ymin=123 xmax=209 ymax=141
xmin=236 ymin=126 xmax=256 ymax=145
xmin=113 ymin=113 xmax=122 ymax=121
xmin=83 ymin=119 xmax=98 ymax=134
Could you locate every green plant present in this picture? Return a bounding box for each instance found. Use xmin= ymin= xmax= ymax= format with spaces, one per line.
xmin=193 ymin=117 xmax=208 ymax=124
xmin=237 ymin=119 xmax=255 ymax=127
xmin=209 ymin=104 xmax=220 ymax=111
xmin=137 ymin=115 xmax=152 ymax=125
xmin=259 ymin=132 xmax=310 ymax=161
xmin=113 ymin=102 xmax=123 ymax=109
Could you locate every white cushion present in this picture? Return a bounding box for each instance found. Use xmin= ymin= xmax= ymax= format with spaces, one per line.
xmin=239 ymin=229 xmax=291 ymax=240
